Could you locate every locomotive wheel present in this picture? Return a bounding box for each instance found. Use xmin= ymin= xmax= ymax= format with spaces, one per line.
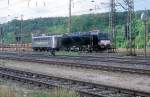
xmin=51 ymin=50 xmax=55 ymax=56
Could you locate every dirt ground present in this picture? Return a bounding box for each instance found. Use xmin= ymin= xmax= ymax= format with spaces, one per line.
xmin=0 ymin=59 xmax=150 ymax=93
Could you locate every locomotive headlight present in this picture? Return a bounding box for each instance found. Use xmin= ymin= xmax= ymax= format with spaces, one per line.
xmin=99 ymin=40 xmax=111 ymax=46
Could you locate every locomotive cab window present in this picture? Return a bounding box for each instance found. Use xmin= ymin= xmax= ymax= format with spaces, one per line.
xmin=98 ymin=33 xmax=109 ymax=40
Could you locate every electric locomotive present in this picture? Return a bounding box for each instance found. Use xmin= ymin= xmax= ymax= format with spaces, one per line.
xmin=61 ymin=31 xmax=111 ymax=51
xmin=32 ymin=34 xmax=62 ymax=51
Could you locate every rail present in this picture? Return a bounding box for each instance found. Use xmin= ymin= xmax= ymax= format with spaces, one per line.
xmin=0 ymin=66 xmax=149 ymax=97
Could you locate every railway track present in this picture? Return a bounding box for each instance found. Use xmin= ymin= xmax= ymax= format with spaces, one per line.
xmin=1 ymin=51 xmax=150 ymax=64
xmin=0 ymin=51 xmax=148 ymax=59
xmin=0 ymin=51 xmax=150 ymax=75
xmin=0 ymin=66 xmax=149 ymax=97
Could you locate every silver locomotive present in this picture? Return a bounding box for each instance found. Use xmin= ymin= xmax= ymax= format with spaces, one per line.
xmin=32 ymin=34 xmax=62 ymax=51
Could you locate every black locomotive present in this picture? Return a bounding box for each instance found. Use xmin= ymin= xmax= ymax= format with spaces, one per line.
xmin=61 ymin=32 xmax=111 ymax=52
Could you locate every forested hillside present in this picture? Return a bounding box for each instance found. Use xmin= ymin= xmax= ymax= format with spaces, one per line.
xmin=1 ymin=10 xmax=150 ymax=48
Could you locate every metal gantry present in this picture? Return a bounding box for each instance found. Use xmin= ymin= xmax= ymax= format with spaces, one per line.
xmin=127 ymin=0 xmax=135 ymax=56
xmin=115 ymin=0 xmax=137 ymax=56
xmin=109 ymin=0 xmax=116 ymax=52
xmin=121 ymin=0 xmax=135 ymax=55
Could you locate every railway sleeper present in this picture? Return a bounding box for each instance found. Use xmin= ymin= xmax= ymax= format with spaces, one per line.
xmin=0 ymin=67 xmax=149 ymax=97
xmin=1 ymin=55 xmax=150 ymax=75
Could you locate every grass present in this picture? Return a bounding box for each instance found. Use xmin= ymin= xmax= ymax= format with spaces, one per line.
xmin=29 ymin=89 xmax=77 ymax=97
xmin=0 ymin=60 xmax=6 ymax=66
xmin=0 ymin=86 xmax=19 ymax=97
xmin=55 ymin=51 xmax=80 ymax=56
xmin=0 ymin=86 xmax=78 ymax=97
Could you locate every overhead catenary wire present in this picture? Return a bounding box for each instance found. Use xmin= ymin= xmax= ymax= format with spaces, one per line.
xmin=4 ymin=0 xmax=111 ymax=18
xmin=2 ymin=0 xmax=149 ymax=22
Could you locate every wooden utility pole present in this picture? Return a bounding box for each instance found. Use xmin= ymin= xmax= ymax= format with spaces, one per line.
xmin=0 ymin=26 xmax=4 ymax=51
xmin=20 ymin=14 xmax=24 ymax=50
xmin=8 ymin=0 xmax=9 ymax=6
xmin=144 ymin=21 xmax=147 ymax=57
xmin=68 ymin=0 xmax=72 ymax=33
xmin=17 ymin=14 xmax=23 ymax=54
xmin=141 ymin=12 xmax=148 ymax=58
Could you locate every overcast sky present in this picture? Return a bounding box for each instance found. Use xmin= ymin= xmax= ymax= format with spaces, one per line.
xmin=0 ymin=0 xmax=150 ymax=23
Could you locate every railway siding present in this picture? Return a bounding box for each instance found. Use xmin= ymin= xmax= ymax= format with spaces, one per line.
xmin=0 ymin=54 xmax=150 ymax=75
xmin=0 ymin=59 xmax=150 ymax=94
xmin=0 ymin=66 xmax=149 ymax=97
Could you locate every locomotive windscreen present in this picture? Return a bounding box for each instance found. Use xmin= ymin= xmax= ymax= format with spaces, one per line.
xmin=98 ymin=33 xmax=109 ymax=40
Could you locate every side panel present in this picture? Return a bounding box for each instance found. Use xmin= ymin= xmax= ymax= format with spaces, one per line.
xmin=51 ymin=36 xmax=62 ymax=50
xmin=32 ymin=37 xmax=50 ymax=48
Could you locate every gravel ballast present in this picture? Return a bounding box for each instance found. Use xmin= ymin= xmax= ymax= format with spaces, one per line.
xmin=0 ymin=59 xmax=150 ymax=93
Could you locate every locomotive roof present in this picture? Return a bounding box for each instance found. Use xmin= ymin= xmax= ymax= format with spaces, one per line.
xmin=32 ymin=34 xmax=62 ymax=38
xmin=32 ymin=32 xmax=108 ymax=38
xmin=63 ymin=32 xmax=108 ymax=36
